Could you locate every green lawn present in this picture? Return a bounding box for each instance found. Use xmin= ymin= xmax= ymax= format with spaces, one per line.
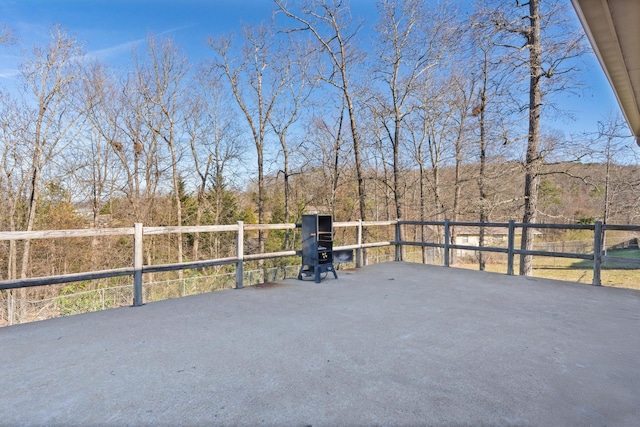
xmin=570 ymin=249 xmax=640 ymax=269
xmin=606 ymin=249 xmax=640 ymax=258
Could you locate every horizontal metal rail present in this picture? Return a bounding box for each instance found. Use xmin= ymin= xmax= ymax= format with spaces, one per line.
xmin=401 ymin=240 xmax=594 ymax=260
xmin=516 ymin=250 xmax=592 ymax=260
xmin=142 ymin=257 xmax=239 ymax=274
xmin=602 ymin=224 xmax=640 ymax=232
xmin=0 ymin=267 xmax=135 ymax=289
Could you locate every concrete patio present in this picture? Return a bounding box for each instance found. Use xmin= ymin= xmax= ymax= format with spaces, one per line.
xmin=1 ymin=262 xmax=639 ymax=426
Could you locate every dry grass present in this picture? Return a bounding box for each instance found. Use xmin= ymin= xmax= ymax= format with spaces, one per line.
xmin=454 ymin=250 xmax=640 ymax=291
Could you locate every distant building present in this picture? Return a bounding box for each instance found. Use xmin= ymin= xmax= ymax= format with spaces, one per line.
xmin=452 ymin=226 xmax=542 ymax=260
xmin=74 ymin=208 xmax=112 ymax=228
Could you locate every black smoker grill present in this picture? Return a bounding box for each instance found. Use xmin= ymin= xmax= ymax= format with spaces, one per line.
xmin=298 ymin=214 xmax=338 ymax=283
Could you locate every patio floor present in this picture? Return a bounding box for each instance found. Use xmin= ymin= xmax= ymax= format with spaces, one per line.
xmin=1 ymin=262 xmax=639 ymax=426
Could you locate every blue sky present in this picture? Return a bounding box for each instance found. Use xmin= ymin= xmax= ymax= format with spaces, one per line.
xmin=0 ymin=0 xmax=625 ymax=140
xmin=1 ymin=0 xmax=277 ymax=70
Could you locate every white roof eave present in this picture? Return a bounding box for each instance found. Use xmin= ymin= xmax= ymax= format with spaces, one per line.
xmin=571 ymin=0 xmax=640 ymax=146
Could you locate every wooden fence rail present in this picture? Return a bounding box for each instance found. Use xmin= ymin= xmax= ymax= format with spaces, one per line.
xmin=1 ymin=219 xmax=639 ymax=308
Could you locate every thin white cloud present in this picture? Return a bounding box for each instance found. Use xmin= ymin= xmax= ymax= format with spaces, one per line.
xmin=0 ymin=68 xmax=20 ymax=79
xmin=0 ymin=52 xmax=21 ymax=80
xmin=82 ymin=24 xmax=196 ymax=62
xmin=156 ymin=24 xmax=197 ymax=37
xmin=83 ymin=37 xmax=145 ymax=62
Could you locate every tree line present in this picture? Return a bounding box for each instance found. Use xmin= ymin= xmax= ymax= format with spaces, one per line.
xmin=1 ymin=0 xmax=638 ymax=283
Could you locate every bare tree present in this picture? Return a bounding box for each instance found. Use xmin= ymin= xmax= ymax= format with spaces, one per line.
xmin=307 ymin=100 xmax=348 ymax=217
xmin=0 ymin=91 xmax=29 ymax=281
xmin=276 ymin=0 xmax=368 ymax=224
xmin=469 ymin=8 xmax=507 ymax=270
xmin=114 ymin=54 xmax=164 ymax=225
xmin=269 ymin=38 xmax=315 ymax=248
xmin=472 ymin=22 xmax=493 ymax=271
xmin=593 ymin=115 xmax=637 ymax=226
xmin=407 ymin=75 xmax=453 ymax=261
xmin=138 ymin=35 xmax=189 ymax=269
xmin=185 ymin=63 xmax=243 ymax=259
xmin=447 ymin=71 xmax=475 ymax=264
xmin=210 ymin=24 xmax=286 ymax=257
xmin=0 ymin=25 xmax=86 ymax=322
xmin=369 ymin=115 xmax=393 ymax=221
xmin=488 ymin=0 xmax=585 ymax=275
xmin=371 ymin=0 xmax=458 ymax=257
xmin=19 ymin=25 xmax=84 ymax=280
xmin=77 ymin=63 xmax=113 ymax=229
xmin=417 ymin=78 xmax=454 ymax=220
xmin=70 ymin=62 xmax=125 ymax=268
xmin=0 ymin=94 xmax=24 ymax=322
xmin=0 ymin=23 xmax=16 ymax=45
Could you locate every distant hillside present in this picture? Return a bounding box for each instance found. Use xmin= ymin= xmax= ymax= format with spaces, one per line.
xmin=261 ymin=161 xmax=640 ymax=225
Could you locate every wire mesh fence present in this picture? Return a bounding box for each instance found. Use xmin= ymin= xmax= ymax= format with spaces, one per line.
xmin=533 ymin=240 xmax=593 ymax=254
xmin=1 ymin=265 xmax=305 ymax=326
xmin=1 ymin=253 xmax=408 ymax=327
xmin=1 ymin=284 xmax=134 ymax=327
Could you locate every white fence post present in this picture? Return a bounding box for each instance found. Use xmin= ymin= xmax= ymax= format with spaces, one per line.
xmin=356 ymin=219 xmax=363 ymax=268
xmin=133 ymin=223 xmax=143 ymax=306
xmin=236 ymin=221 xmax=244 ymax=289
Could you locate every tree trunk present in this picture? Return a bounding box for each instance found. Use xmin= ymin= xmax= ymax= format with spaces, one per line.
xmin=451 ymin=100 xmax=468 ymax=266
xmin=193 ymin=188 xmax=205 ymax=260
xmin=478 ymin=50 xmax=489 ymax=272
xmin=283 ymin=147 xmax=292 ymax=250
xmin=519 ymin=0 xmax=542 ymax=276
xmin=344 ymin=90 xmax=366 ymax=222
xmin=419 ymin=161 xmax=427 ymax=264
xmin=393 ymin=115 xmax=404 ymax=260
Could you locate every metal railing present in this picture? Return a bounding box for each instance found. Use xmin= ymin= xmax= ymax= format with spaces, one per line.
xmin=399 ymin=219 xmax=640 ymax=284
xmin=0 ymin=221 xmax=371 ymax=306
xmin=1 ymin=219 xmax=639 ymax=308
